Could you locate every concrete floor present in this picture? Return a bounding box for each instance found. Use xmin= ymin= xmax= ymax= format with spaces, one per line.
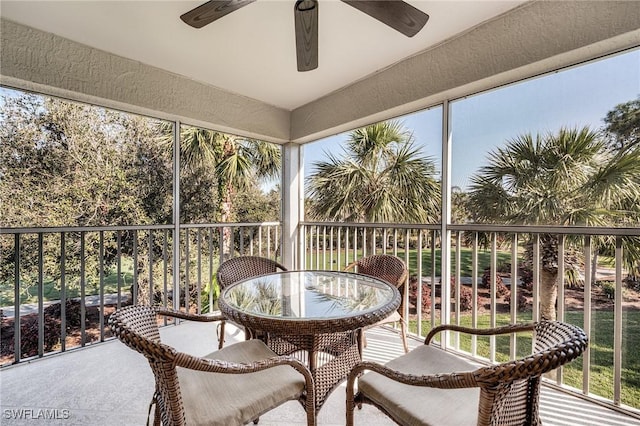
xmin=1 ymin=322 xmax=638 ymax=425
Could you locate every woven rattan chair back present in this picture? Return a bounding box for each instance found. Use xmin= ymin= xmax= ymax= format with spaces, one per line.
xmin=216 ymin=256 xmax=287 ymax=348
xmin=430 ymin=321 xmax=588 ymax=425
xmin=109 ymin=305 xmax=186 ymax=426
xmin=217 ymin=256 xmax=288 ymax=289
xmin=471 ymin=321 xmax=588 ymax=425
xmin=344 ymin=254 xmax=409 ymax=352
xmin=347 ymin=321 xmax=588 ymax=426
xmin=344 ymin=254 xmax=408 ymax=290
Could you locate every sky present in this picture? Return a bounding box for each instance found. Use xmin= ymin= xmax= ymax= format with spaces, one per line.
xmin=302 ymin=48 xmax=640 ymax=190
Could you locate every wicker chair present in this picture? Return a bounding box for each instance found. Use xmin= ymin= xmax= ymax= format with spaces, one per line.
xmin=216 ymin=256 xmax=288 ymax=349
xmin=346 ymin=321 xmax=588 ymax=426
xmin=109 ymin=305 xmax=315 ymax=426
xmin=344 ymin=254 xmax=409 ymax=353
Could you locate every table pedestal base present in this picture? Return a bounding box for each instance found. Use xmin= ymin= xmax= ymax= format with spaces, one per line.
xmin=266 ymin=330 xmax=362 ymax=411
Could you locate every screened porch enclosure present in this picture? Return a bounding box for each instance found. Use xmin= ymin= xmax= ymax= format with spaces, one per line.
xmin=1 ymin=0 xmax=640 ymax=424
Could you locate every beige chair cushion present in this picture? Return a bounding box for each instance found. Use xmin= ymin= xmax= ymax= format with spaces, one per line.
xmin=358 ymin=345 xmax=480 ymax=426
xmin=177 ymin=339 xmax=306 ymax=426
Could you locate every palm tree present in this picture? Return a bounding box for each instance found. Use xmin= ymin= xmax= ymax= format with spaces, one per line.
xmin=467 ymin=126 xmax=640 ymax=320
xmin=306 ymin=120 xmax=440 ymax=253
xmin=164 ymin=124 xmax=281 ymax=255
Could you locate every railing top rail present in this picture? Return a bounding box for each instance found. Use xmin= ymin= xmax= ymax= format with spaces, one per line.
xmin=301 ymin=221 xmax=640 ymax=236
xmin=448 ymin=223 xmax=640 ymax=236
xmin=301 ymin=221 xmax=441 ymax=231
xmin=0 ymin=222 xmax=282 ymax=235
xmin=181 ymin=222 xmax=280 ymax=229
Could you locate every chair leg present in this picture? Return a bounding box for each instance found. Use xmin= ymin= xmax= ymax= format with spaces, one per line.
xmin=400 ymin=319 xmax=409 ymax=353
xmin=358 ymin=329 xmax=367 ymax=355
xmin=217 ymin=321 xmax=226 ymax=349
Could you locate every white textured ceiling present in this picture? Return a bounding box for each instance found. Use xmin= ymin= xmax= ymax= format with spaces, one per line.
xmin=1 ymin=0 xmax=527 ymax=110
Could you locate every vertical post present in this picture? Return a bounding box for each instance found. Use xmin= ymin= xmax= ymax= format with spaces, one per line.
xmin=37 ymin=233 xmax=44 ymax=357
xmin=556 ymin=234 xmax=565 ymax=383
xmin=172 ymin=121 xmax=181 ymax=311
xmin=583 ymin=236 xmax=592 ymax=396
xmin=613 ymin=236 xmax=623 ymax=405
xmin=13 ymin=234 xmax=20 ymax=363
xmin=416 ymin=229 xmax=423 ymax=337
xmin=60 ymin=233 xmax=67 ymax=352
xmin=471 ymin=232 xmax=478 ymax=356
xmin=440 ymin=100 xmax=452 ymax=346
xmin=282 ymin=143 xmax=303 ymax=270
xmin=510 ymin=233 xmax=519 ymax=361
xmin=489 ymin=232 xmax=497 ymax=362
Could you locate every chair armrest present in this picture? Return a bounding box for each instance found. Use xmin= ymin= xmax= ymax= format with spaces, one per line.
xmin=343 ymin=261 xmax=357 ymax=272
xmin=425 ymin=323 xmax=536 ymax=344
xmin=157 ymin=306 xmax=225 ymax=323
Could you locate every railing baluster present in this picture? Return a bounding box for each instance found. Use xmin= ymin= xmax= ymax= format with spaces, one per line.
xmin=454 ymin=231 xmax=461 ymax=349
xmin=532 ymin=234 xmax=540 ymax=323
xmin=132 ymin=231 xmax=138 ymax=306
xmin=472 ymin=232 xmax=478 ymax=357
xmin=489 ymin=232 xmax=497 ymax=362
xmin=163 ymin=229 xmax=169 ymax=323
xmin=80 ymin=232 xmax=86 ymax=347
xmin=417 ymin=230 xmax=423 ymax=337
xmin=99 ymin=231 xmax=105 ymax=342
xmin=614 ymin=236 xmax=623 ymax=406
xmin=197 ymin=229 xmax=202 ymax=314
xmin=60 ymin=233 xmax=67 ymax=352
xmin=510 ymin=233 xmax=518 ymax=361
xmin=38 ymin=233 xmax=44 ymax=357
xmin=208 ymin=228 xmax=214 ymax=312
xmin=185 ymin=228 xmax=190 ymax=311
xmin=116 ymin=231 xmax=122 ymax=308
xmin=583 ymin=235 xmax=592 ymax=396
xmin=329 ymin=227 xmax=334 ymax=270
xmin=430 ymin=230 xmax=436 ymax=329
xmin=556 ymin=234 xmax=565 ymax=383
xmin=267 ymin=225 xmax=272 ymax=258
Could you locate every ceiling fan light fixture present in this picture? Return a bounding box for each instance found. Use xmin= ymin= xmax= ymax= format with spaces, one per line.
xmin=180 ymin=0 xmax=429 ymax=72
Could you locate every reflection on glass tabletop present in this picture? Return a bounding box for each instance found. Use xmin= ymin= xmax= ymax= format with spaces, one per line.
xmin=222 ymin=270 xmax=396 ymax=320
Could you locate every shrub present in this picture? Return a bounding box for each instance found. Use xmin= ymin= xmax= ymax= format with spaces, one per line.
xmin=496 ymin=281 xmax=510 ymax=298
xmin=506 ymin=292 xmax=528 ymax=311
xmin=481 ymin=268 xmax=505 ymax=289
xmin=451 ymin=280 xmax=478 ymax=312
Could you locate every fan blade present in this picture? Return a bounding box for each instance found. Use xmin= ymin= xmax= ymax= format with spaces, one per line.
xmin=181 ymin=0 xmax=256 ymax=29
xmin=342 ymin=0 xmax=428 ymax=37
xmin=295 ymin=0 xmax=319 ymax=72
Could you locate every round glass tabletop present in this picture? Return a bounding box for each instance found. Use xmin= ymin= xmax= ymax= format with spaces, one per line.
xmin=219 ymin=270 xmax=400 ymax=334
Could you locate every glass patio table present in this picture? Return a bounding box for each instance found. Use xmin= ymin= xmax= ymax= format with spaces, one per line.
xmin=218 ymin=270 xmax=401 ymax=412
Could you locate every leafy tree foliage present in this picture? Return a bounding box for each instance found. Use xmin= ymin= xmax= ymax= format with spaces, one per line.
xmin=604 ymin=96 xmax=640 ymax=151
xmin=0 ymin=94 xmax=172 ymax=228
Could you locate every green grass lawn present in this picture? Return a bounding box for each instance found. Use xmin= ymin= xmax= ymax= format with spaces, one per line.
xmin=308 ymin=247 xmax=515 ymax=277
xmin=0 ymin=258 xmax=134 ymax=306
xmin=409 ymin=310 xmax=640 ymax=409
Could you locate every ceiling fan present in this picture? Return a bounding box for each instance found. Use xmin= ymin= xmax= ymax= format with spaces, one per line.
xmin=180 ymin=0 xmax=429 ymax=72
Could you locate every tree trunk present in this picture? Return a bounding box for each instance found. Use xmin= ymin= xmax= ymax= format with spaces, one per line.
xmin=539 ymin=268 xmax=558 ymax=321
xmin=365 ymin=228 xmax=376 ymax=256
